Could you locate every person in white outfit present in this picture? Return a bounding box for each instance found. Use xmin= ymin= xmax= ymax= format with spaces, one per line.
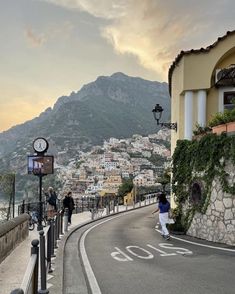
xmin=152 ymin=193 xmax=170 ymax=240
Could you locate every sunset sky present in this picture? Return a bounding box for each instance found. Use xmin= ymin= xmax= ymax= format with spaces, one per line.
xmin=1 ymin=0 xmax=235 ymax=132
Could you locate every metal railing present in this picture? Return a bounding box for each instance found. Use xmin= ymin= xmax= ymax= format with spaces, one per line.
xmin=11 ymin=195 xmax=158 ymax=293
xmin=10 ymin=210 xmax=65 ymax=294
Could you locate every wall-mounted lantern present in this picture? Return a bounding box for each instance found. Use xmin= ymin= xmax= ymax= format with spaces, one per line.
xmin=152 ymin=103 xmax=177 ymax=131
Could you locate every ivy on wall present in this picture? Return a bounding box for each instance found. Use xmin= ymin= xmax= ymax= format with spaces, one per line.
xmin=171 ymin=133 xmax=235 ymax=232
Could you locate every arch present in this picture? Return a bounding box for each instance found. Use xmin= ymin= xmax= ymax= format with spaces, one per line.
xmin=210 ymin=46 xmax=235 ymax=87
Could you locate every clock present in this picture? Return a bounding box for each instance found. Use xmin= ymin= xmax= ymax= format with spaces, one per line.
xmin=33 ymin=137 xmax=48 ymax=153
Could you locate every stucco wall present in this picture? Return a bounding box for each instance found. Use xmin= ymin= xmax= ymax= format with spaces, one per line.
xmin=170 ymin=33 xmax=235 ymax=152
xmin=187 ymin=162 xmax=235 ymax=246
xmin=0 ymin=214 xmax=29 ymax=264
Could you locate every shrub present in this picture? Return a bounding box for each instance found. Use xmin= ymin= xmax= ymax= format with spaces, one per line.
xmin=208 ymin=108 xmax=235 ymax=127
xmin=193 ymin=123 xmax=211 ymax=136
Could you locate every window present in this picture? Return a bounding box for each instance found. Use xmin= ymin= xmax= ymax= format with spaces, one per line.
xmin=219 ymin=87 xmax=235 ymax=112
xmin=190 ymin=182 xmax=202 ymax=204
xmin=224 ymin=91 xmax=235 ymax=110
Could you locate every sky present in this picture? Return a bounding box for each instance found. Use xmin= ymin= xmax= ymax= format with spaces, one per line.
xmin=0 ymin=0 xmax=235 ymax=132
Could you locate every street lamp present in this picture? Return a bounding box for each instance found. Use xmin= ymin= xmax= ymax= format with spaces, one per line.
xmin=152 ymin=103 xmax=177 ymax=131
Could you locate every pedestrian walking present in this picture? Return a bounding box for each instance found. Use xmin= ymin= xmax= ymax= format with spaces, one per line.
xmin=152 ymin=192 xmax=171 ymax=240
xmin=45 ymin=187 xmax=58 ymax=220
xmin=63 ymin=191 xmax=75 ymax=225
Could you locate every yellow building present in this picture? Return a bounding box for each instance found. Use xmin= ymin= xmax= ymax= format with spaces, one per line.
xmin=169 ymin=30 xmax=235 ymax=153
xmin=123 ymin=190 xmax=134 ymax=206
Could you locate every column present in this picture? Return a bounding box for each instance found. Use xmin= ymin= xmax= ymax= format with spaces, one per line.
xmin=184 ymin=91 xmax=193 ymax=140
xmin=197 ymin=90 xmax=207 ymax=127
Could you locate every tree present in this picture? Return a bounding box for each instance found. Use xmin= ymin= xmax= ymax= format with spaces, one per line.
xmin=157 ymin=169 xmax=171 ymax=192
xmin=117 ymin=179 xmax=133 ymax=198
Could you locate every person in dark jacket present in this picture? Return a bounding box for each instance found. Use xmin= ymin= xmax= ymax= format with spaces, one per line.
xmin=45 ymin=187 xmax=57 ymax=220
xmin=152 ymin=192 xmax=171 ymax=240
xmin=63 ymin=191 xmax=75 ymax=224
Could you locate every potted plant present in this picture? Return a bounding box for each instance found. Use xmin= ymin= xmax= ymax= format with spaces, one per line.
xmin=226 ymin=108 xmax=235 ymax=133
xmin=208 ymin=112 xmax=227 ymax=134
xmin=208 ymin=108 xmax=235 ymax=135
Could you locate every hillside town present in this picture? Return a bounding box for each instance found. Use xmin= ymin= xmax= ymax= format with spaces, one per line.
xmin=56 ymin=129 xmax=171 ymax=200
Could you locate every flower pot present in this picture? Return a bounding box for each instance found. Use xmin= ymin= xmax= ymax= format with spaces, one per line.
xmin=212 ymin=124 xmax=227 ymax=135
xmin=226 ymin=121 xmax=235 ymax=133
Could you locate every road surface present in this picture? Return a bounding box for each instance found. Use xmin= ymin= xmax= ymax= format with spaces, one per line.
xmin=64 ymin=205 xmax=235 ymax=294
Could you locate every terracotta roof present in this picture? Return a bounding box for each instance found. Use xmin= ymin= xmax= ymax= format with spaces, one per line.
xmin=168 ymin=30 xmax=235 ymax=96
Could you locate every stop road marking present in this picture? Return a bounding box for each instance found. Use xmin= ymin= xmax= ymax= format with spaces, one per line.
xmin=111 ymin=243 xmax=193 ymax=262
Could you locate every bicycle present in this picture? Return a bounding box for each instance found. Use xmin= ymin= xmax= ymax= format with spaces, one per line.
xmin=28 ymin=210 xmax=47 ymax=231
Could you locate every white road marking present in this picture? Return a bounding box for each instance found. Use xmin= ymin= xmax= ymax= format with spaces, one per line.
xmin=158 ymin=243 xmax=193 ymax=255
xmin=126 ymin=246 xmax=154 ymax=259
xmin=155 ymin=228 xmax=235 ymax=252
xmin=111 ymin=247 xmax=133 ymax=261
xmin=147 ymin=244 xmax=177 ymax=256
xmin=80 ymin=214 xmax=128 ymax=294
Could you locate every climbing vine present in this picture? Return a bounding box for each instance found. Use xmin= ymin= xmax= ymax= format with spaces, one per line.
xmin=171 ymin=133 xmax=235 ymax=232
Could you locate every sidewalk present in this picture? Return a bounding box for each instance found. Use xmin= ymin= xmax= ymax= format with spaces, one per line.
xmin=0 ymin=211 xmax=92 ymax=294
xmin=0 ymin=200 xmax=155 ymax=294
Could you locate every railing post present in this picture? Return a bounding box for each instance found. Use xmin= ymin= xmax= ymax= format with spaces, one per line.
xmin=39 ymin=231 xmax=49 ymax=294
xmin=47 ymin=224 xmax=53 ymax=273
xmin=50 ymin=220 xmax=55 ymax=257
xmin=31 ymin=239 xmax=39 ymax=294
xmin=60 ymin=211 xmax=64 ymax=235
xmin=56 ymin=215 xmax=60 ymax=241
xmin=53 ymin=218 xmax=58 ymax=249
xmin=57 ymin=212 xmax=60 ymax=236
xmin=64 ymin=208 xmax=69 ymax=232
xmin=91 ymin=208 xmax=95 ymax=220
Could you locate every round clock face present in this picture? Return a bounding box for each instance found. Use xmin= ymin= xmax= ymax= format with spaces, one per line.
xmin=33 ymin=137 xmax=48 ymax=153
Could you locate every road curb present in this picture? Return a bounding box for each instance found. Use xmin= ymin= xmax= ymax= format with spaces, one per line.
xmin=50 ymin=203 xmax=156 ymax=293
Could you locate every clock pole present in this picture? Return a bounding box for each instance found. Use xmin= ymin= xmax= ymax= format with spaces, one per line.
xmin=38 ymin=174 xmax=43 ymax=231
xmin=32 ymin=137 xmax=49 ymax=231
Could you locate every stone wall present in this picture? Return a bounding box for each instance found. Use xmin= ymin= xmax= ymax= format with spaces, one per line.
xmin=0 ymin=214 xmax=29 ymax=264
xmin=187 ymin=162 xmax=235 ymax=246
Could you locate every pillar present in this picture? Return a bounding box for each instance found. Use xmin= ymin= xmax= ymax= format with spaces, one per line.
xmin=197 ymin=90 xmax=207 ymax=127
xmin=184 ymin=91 xmax=193 ymax=140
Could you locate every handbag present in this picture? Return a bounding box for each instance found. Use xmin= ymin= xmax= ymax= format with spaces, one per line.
xmin=168 ymin=209 xmax=175 ymax=224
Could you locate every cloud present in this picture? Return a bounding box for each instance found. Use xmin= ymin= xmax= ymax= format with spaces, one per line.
xmin=24 ymin=21 xmax=74 ymax=48
xmin=25 ymin=28 xmax=46 ymax=47
xmin=40 ymin=0 xmax=235 ymax=79
xmin=43 ymin=0 xmax=127 ymax=19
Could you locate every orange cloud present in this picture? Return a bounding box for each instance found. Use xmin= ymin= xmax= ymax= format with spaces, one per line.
xmin=42 ymin=0 xmax=235 ymax=80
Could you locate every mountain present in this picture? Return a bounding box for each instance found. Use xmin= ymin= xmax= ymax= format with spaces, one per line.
xmin=0 ymin=72 xmax=170 ymax=172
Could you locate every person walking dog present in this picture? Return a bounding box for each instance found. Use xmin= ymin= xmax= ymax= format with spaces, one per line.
xmin=152 ymin=192 xmax=171 ymax=240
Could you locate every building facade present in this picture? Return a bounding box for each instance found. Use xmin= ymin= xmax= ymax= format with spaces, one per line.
xmin=169 ymin=30 xmax=235 ymax=152
xmin=169 ymin=31 xmax=235 ymax=245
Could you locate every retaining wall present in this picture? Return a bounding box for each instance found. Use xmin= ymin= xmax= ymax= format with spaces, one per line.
xmin=187 ymin=162 xmax=235 ymax=246
xmin=0 ymin=214 xmax=29 ymax=264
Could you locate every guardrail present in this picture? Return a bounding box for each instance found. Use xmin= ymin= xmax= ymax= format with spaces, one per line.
xmin=0 ymin=214 xmax=29 ymax=264
xmin=10 ymin=210 xmax=65 ymax=294
xmin=11 ymin=196 xmax=158 ymax=293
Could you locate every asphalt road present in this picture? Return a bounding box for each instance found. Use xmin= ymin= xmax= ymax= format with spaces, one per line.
xmin=64 ymin=205 xmax=235 ymax=294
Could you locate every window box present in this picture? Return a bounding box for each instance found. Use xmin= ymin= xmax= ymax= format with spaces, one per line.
xmin=226 ymin=121 xmax=235 ymax=133
xmin=212 ymin=124 xmax=227 ymax=135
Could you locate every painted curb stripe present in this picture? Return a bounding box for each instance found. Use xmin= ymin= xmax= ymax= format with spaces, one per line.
xmin=155 ymin=228 xmax=235 ymax=252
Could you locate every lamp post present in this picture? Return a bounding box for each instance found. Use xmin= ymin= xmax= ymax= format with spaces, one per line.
xmin=152 ymin=103 xmax=177 ymax=131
